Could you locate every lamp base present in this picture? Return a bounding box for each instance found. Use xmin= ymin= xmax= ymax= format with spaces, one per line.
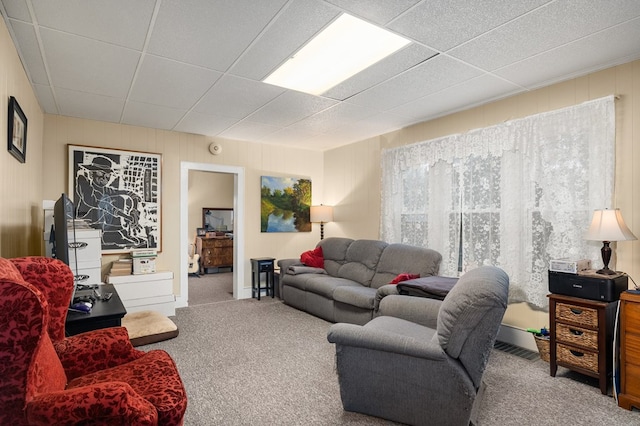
xmin=596 ymin=267 xmax=618 ymax=275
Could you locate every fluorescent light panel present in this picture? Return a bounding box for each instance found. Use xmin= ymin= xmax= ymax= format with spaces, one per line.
xmin=264 ymin=14 xmax=410 ymax=95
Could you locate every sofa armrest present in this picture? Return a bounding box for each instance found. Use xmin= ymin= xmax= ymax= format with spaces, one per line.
xmin=374 ymin=284 xmax=399 ymax=311
xmin=378 ymin=295 xmax=442 ymax=329
xmin=327 ymin=322 xmax=446 ymax=361
xmin=277 ymin=258 xmax=303 ymax=273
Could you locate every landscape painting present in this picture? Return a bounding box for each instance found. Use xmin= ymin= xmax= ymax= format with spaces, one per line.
xmin=261 ymin=176 xmax=311 ymax=232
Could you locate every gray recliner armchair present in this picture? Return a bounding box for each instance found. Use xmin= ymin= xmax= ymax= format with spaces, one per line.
xmin=327 ymin=266 xmax=509 ymax=426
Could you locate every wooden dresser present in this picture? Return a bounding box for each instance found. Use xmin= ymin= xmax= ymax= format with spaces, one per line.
xmin=548 ymin=293 xmax=617 ymax=394
xmin=196 ymin=237 xmax=233 ymax=273
xmin=618 ymin=291 xmax=640 ymax=410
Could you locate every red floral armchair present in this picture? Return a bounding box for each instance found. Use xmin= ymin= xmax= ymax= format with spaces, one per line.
xmin=0 ymin=257 xmax=187 ymax=425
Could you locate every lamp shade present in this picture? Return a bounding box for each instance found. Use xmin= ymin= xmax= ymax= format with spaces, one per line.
xmin=585 ymin=209 xmax=637 ymax=242
xmin=310 ymin=205 xmax=333 ymax=223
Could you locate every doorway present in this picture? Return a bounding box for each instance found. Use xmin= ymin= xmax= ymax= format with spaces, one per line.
xmin=178 ymin=162 xmax=245 ymax=308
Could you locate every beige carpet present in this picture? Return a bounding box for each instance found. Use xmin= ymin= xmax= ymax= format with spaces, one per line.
xmin=188 ymin=271 xmax=233 ymax=306
xmin=144 ymin=299 xmax=640 ymax=425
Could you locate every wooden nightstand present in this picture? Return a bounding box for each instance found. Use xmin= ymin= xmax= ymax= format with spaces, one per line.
xmin=618 ymin=291 xmax=640 ymax=410
xmin=548 ymin=293 xmax=617 ymax=394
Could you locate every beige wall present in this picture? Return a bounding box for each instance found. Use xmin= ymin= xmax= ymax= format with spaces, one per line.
xmin=188 ymin=170 xmax=234 ymax=244
xmin=0 ymin=17 xmax=44 ymax=258
xmin=41 ymin=115 xmax=325 ymax=294
xmin=325 ymin=60 xmax=640 ymax=332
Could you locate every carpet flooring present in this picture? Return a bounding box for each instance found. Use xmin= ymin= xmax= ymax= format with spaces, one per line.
xmin=188 ymin=272 xmax=233 ymax=306
xmin=147 ymin=296 xmax=640 ymax=425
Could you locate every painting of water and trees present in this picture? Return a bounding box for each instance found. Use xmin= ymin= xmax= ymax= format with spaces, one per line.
xmin=260 ymin=176 xmax=311 ymax=232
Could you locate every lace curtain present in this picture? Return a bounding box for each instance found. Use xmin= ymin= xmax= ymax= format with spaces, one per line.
xmin=381 ymin=96 xmax=615 ymax=307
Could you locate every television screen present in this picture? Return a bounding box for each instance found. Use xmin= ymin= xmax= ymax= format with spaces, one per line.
xmin=53 ymin=193 xmax=74 ymax=265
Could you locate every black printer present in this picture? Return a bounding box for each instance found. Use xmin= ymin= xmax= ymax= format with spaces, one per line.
xmin=548 ymin=270 xmax=628 ymax=302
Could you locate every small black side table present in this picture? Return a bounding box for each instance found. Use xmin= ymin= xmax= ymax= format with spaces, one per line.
xmin=251 ymin=258 xmax=275 ymax=300
xmin=65 ymin=284 xmax=127 ymax=336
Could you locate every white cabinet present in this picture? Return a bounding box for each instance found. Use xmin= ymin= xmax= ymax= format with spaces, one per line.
xmin=107 ymin=271 xmax=175 ymax=316
xmin=67 ymin=228 xmax=102 ymax=286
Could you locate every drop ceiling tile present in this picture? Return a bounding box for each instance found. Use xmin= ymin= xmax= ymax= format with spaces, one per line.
xmin=318 ymin=117 xmax=396 ymax=145
xmin=1 ymin=0 xmax=31 ymax=22
xmin=195 ymin=75 xmax=284 ymax=118
xmin=9 ymin=20 xmax=48 ymax=84
xmin=350 ymin=111 xmax=411 ymax=134
xmin=495 ymin=17 xmax=640 ymax=89
xmin=449 ymin=0 xmax=640 ymax=71
xmin=248 ymin=91 xmax=338 ymax=127
xmin=55 ymin=88 xmax=125 ymax=123
xmin=33 ymin=83 xmax=57 ymax=113
xmin=323 ymin=0 xmax=421 ymax=25
xmin=230 ymin=0 xmax=339 ymax=80
xmin=40 ymin=28 xmax=140 ymax=97
xmin=390 ymin=74 xmax=523 ymax=121
xmin=323 ymin=43 xmax=438 ymax=101
xmin=147 ymin=0 xmax=287 ymax=71
xmin=285 ymin=102 xmax=377 ymax=134
xmin=258 ymin=126 xmax=321 ymax=147
xmin=346 ymin=55 xmax=482 ymax=110
xmin=388 ymin=0 xmax=548 ymax=51
xmin=220 ymin=120 xmax=281 ymax=141
xmin=174 ymin=111 xmax=239 ymax=136
xmin=31 ymin=0 xmax=155 ymax=50
xmin=122 ymin=101 xmax=186 ymax=130
xmin=130 ymin=55 xmax=222 ymax=109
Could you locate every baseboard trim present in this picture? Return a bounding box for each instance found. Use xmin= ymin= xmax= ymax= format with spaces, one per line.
xmin=497 ymin=324 xmax=538 ymax=352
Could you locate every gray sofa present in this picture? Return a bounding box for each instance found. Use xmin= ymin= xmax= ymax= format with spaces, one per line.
xmin=277 ymin=237 xmax=442 ymax=325
xmin=327 ymin=266 xmax=510 ymax=426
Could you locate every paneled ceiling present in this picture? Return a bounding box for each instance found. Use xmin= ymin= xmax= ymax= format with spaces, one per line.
xmin=2 ymin=0 xmax=640 ymax=151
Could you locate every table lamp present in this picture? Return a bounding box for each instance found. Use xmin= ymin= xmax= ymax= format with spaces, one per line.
xmin=585 ymin=209 xmax=637 ymax=275
xmin=310 ymin=204 xmax=333 ymax=240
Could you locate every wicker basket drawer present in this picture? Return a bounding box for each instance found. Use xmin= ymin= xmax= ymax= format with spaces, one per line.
xmin=556 ymin=302 xmax=598 ymax=328
xmin=557 ymin=343 xmax=598 ymax=373
xmin=556 ymin=323 xmax=598 ymax=350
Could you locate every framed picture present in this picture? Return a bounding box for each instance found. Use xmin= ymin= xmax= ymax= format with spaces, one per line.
xmin=196 ymin=227 xmax=206 ymax=237
xmin=202 ymin=208 xmax=233 ymax=232
xmin=68 ymin=145 xmax=162 ymax=254
xmin=260 ymin=175 xmax=311 ymax=232
xmin=7 ymin=96 xmax=27 ymax=163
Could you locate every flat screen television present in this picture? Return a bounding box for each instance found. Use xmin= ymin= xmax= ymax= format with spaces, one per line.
xmin=53 ymin=193 xmax=75 ymax=265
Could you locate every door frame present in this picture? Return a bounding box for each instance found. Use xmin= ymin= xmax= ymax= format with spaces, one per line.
xmin=176 ymin=161 xmax=246 ymax=308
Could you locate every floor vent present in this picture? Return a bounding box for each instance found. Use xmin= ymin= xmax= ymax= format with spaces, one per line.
xmin=494 ymin=340 xmax=539 ymax=361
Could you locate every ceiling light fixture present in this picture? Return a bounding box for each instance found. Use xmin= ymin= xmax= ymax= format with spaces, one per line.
xmin=263 ymin=14 xmax=410 ymax=96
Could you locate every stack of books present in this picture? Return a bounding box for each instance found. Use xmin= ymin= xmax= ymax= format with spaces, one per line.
xmin=109 ymin=258 xmax=133 ymax=276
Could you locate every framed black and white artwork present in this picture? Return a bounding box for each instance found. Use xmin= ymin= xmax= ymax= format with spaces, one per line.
xmin=68 ymin=145 xmax=162 ymax=254
xmin=7 ymin=96 xmax=27 ymax=163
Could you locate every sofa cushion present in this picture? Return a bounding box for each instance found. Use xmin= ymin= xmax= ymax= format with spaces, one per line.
xmin=371 ymin=244 xmax=442 ymax=289
xmin=300 ymin=246 xmax=324 ymax=268
xmin=306 ymin=276 xmax=360 ymax=299
xmin=282 ymin=273 xmax=330 ymax=292
xmin=333 ymin=286 xmax=377 ymax=310
xmin=317 ymin=237 xmax=353 ymax=276
xmin=337 ymin=240 xmax=387 ymax=286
